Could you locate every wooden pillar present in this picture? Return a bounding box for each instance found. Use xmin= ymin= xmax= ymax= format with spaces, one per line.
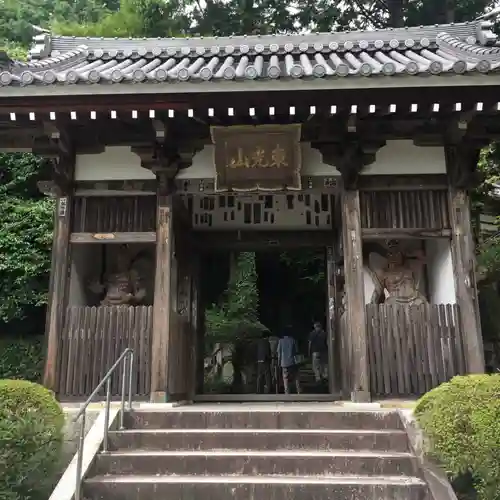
xmin=150 ymin=175 xmax=173 ymax=402
xmin=132 ymin=138 xmax=201 ymax=402
xmin=43 ymin=196 xmax=73 ymax=391
xmin=195 ymin=260 xmax=206 ymax=395
xmin=449 ymin=188 xmax=485 ymax=373
xmin=325 ymin=246 xmax=338 ymax=395
xmin=341 ymin=188 xmax=370 ymax=401
xmin=446 ymin=144 xmax=485 ymax=374
xmin=312 ymin=139 xmax=384 ymax=402
xmin=42 ymin=150 xmax=75 ymax=392
xmin=188 ymin=252 xmax=200 ymax=400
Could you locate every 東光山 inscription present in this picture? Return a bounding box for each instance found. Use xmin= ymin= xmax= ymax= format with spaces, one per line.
xmin=211 ymin=124 xmax=302 ymax=192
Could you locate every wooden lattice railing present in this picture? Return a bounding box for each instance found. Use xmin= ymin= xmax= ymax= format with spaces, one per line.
xmin=72 ymin=196 xmax=156 ymax=233
xmin=360 ymin=190 xmax=450 ymax=229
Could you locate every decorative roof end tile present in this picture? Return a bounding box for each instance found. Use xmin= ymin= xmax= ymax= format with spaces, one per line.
xmin=29 ymin=32 xmax=51 ymax=60
xmin=476 ymin=20 xmax=498 ymax=46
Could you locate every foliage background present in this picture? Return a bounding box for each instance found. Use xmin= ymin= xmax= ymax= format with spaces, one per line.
xmin=0 ymin=379 xmax=64 ymax=500
xmin=415 ymin=375 xmax=500 ymax=500
xmin=0 ymin=337 xmax=44 ymax=382
xmin=1 ymin=0 xmax=500 ymax=374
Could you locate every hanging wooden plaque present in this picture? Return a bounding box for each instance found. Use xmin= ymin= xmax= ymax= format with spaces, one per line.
xmin=211 ymin=124 xmax=302 ymax=192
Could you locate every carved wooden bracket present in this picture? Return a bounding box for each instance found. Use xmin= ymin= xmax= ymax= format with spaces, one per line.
xmin=445 ymin=141 xmax=484 ymax=189
xmin=35 ymin=127 xmax=75 ymax=197
xmin=132 ymin=140 xmax=204 ymax=188
xmin=313 ymin=139 xmax=386 ymax=190
xmin=132 ymin=143 xmax=177 ymax=174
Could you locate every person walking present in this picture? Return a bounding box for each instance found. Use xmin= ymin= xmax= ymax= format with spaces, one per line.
xmin=277 ymin=328 xmax=302 ymax=394
xmin=308 ymin=322 xmax=328 ymax=384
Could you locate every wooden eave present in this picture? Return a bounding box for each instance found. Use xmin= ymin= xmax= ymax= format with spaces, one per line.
xmin=2 ymin=72 xmax=500 ymax=100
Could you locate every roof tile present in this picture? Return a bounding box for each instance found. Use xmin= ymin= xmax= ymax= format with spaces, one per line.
xmin=1 ymin=21 xmax=500 ymax=90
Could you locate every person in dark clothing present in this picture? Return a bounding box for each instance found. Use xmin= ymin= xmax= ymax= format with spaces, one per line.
xmin=268 ymin=334 xmax=280 ymax=393
xmin=309 ymin=322 xmax=328 ymax=383
xmin=277 ymin=329 xmax=302 ymax=394
xmin=256 ymin=332 xmax=272 ymax=393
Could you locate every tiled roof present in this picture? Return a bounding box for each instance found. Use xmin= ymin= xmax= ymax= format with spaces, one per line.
xmin=1 ymin=20 xmax=500 ymax=89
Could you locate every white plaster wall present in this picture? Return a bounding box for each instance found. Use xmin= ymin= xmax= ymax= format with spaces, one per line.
xmin=75 ymin=147 xmax=156 ymax=181
xmin=301 ymin=144 xmax=341 ymax=176
xmin=177 ymin=145 xmax=215 ymax=179
xmin=361 ymin=141 xmax=446 ymax=175
xmin=79 ymin=142 xmax=444 ymax=182
xmin=425 ymin=239 xmax=456 ymax=304
xmin=68 ymin=245 xmax=99 ymax=306
xmin=176 ymin=144 xmax=340 ymax=180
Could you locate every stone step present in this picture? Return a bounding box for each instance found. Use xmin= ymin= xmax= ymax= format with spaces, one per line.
xmin=83 ymin=475 xmax=430 ymax=500
xmin=91 ymin=450 xmax=420 ymax=477
xmin=124 ymin=409 xmax=405 ymax=430
xmin=108 ymin=428 xmax=411 ymax=452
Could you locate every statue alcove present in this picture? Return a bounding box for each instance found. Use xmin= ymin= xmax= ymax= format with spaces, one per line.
xmin=68 ymin=243 xmax=155 ymax=307
xmin=363 ymin=240 xmax=429 ymax=306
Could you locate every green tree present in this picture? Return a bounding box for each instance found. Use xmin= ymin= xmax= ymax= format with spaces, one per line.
xmin=46 ymin=0 xmax=497 ymax=40
xmin=341 ymin=0 xmax=493 ymax=29
xmin=205 ymin=252 xmax=266 ymax=343
xmin=0 ymin=154 xmax=53 ymax=327
xmin=52 ymin=0 xmax=189 ymax=38
xmin=0 ymin=0 xmax=118 ymax=46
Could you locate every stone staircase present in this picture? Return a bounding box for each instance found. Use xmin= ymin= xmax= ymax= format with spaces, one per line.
xmin=83 ymin=406 xmax=430 ymax=500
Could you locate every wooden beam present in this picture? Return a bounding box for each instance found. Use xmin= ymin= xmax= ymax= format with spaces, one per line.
xmin=357 ymin=174 xmax=448 ymax=191
xmin=70 ymin=232 xmax=156 ymax=243
xmin=43 ymin=145 xmax=75 ymax=393
xmin=325 ymin=247 xmax=337 ymax=395
xmin=362 ymin=228 xmax=451 ymax=239
xmin=341 ymin=186 xmax=370 ymax=402
xmin=74 ymin=179 xmax=157 ymax=194
xmin=188 ymin=252 xmax=201 ymax=399
xmin=3 ymin=110 xmax=500 ymax=155
xmin=444 ymin=142 xmax=482 ymax=189
xmin=150 ymin=174 xmax=174 ymax=402
xmin=196 ymin=230 xmax=334 ymax=250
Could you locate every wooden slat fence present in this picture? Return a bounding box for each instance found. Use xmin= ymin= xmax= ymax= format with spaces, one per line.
xmin=72 ymin=196 xmax=156 ymax=232
xmin=57 ymin=306 xmax=153 ymax=399
xmin=360 ymin=190 xmax=450 ymax=229
xmin=366 ymin=303 xmax=466 ymax=397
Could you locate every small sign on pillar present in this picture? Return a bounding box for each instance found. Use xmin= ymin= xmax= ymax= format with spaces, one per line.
xmin=58 ymin=197 xmax=68 ymax=217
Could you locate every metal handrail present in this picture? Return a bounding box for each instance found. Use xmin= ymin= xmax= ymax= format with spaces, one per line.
xmin=73 ymin=348 xmax=134 ymax=500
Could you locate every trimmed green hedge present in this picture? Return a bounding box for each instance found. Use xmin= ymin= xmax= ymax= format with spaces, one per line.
xmin=0 ymin=336 xmax=44 ymax=382
xmin=0 ymin=379 xmax=64 ymax=500
xmin=415 ymin=374 xmax=500 ymax=500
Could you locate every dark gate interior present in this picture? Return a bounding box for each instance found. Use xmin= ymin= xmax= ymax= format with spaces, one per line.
xmin=194 ymin=239 xmax=342 ymax=402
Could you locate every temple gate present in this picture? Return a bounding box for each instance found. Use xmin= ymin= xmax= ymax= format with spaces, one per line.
xmin=0 ymin=20 xmax=495 ymax=401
